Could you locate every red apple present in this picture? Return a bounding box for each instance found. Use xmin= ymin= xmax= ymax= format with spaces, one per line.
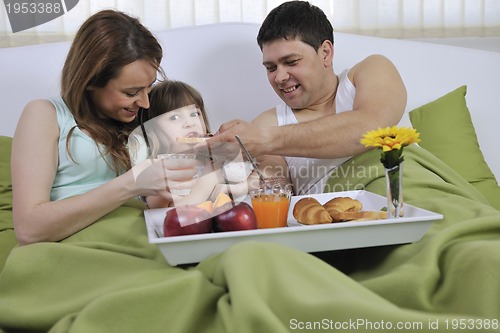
xmin=213 ymin=202 xmax=257 ymax=232
xmin=164 ymin=205 xmax=213 ymax=237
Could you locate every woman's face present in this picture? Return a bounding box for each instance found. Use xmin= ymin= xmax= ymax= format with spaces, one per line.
xmin=88 ymin=59 xmax=157 ymax=123
xmin=157 ymin=104 xmax=207 ymax=153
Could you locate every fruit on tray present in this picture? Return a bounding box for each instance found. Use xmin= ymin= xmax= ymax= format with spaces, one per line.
xmin=212 ymin=193 xmax=232 ymax=211
xmin=164 ymin=204 xmax=213 ymax=237
xmin=213 ymin=202 xmax=257 ymax=232
xmin=163 ymin=194 xmax=258 ymax=237
xmin=196 ymin=200 xmax=214 ymax=213
xmin=194 ymin=193 xmax=232 ymax=215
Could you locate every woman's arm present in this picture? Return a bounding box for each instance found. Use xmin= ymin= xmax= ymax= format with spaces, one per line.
xmin=11 ymin=100 xmax=197 ymax=244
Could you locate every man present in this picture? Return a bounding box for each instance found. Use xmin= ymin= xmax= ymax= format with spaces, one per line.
xmin=212 ymin=1 xmax=406 ymax=195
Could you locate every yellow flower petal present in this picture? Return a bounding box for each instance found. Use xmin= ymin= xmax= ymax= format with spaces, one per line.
xmin=360 ymin=126 xmax=421 ymax=151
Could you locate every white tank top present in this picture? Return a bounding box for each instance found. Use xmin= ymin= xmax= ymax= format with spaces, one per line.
xmin=276 ymin=69 xmax=355 ymax=195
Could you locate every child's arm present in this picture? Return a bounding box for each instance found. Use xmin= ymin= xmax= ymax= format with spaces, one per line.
xmin=145 ymin=192 xmax=173 ymax=208
xmin=146 ymin=169 xmax=223 ymax=208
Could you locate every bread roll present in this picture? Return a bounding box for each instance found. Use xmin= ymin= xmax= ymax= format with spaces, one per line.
xmin=329 ymin=210 xmax=387 ymax=222
xmin=323 ymin=197 xmax=363 ymax=216
xmin=323 ymin=196 xmax=386 ymax=222
xmin=293 ymin=197 xmax=332 ymax=225
xmin=176 ymin=136 xmax=209 ymax=144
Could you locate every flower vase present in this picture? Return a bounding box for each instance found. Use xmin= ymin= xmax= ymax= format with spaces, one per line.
xmin=385 ymin=163 xmax=403 ymax=218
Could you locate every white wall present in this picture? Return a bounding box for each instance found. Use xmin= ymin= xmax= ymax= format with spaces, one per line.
xmin=409 ymin=37 xmax=500 ymax=53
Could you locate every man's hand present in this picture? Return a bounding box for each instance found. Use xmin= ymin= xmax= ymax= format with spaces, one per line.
xmin=212 ymin=119 xmax=272 ymax=157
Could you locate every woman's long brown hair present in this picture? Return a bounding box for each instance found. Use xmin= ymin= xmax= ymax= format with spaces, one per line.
xmin=61 ymin=10 xmax=164 ymax=174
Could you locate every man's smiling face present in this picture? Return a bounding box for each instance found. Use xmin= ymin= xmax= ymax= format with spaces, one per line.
xmin=262 ymin=38 xmax=329 ymax=110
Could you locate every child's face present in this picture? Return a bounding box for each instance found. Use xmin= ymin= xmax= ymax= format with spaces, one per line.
xmin=157 ymin=104 xmax=207 ymax=153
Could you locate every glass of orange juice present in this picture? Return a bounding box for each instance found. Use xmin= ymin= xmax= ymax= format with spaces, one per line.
xmin=250 ymin=177 xmax=292 ymax=229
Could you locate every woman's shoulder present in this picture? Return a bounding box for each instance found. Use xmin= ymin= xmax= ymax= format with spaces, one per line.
xmin=22 ymin=97 xmax=74 ymax=126
xmin=23 ymin=98 xmax=56 ymax=111
xmin=15 ymin=99 xmax=59 ymax=141
xmin=23 ymin=97 xmax=77 ymax=133
xmin=19 ymin=97 xmax=76 ymax=133
xmin=20 ymin=99 xmax=57 ymax=124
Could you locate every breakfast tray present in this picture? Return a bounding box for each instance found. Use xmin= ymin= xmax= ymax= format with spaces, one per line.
xmin=144 ymin=190 xmax=443 ymax=266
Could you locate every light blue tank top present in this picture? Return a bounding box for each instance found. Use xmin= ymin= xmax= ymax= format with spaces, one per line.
xmin=50 ymin=97 xmax=116 ymax=201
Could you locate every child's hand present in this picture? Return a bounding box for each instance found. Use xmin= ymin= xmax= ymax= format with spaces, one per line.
xmin=130 ymin=158 xmax=199 ymax=196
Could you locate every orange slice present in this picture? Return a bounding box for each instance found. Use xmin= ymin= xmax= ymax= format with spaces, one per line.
xmin=213 ymin=192 xmax=232 ymax=209
xmin=196 ymin=200 xmax=214 ymax=213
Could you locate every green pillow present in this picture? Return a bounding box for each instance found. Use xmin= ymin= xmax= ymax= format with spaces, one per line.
xmin=409 ymin=86 xmax=500 ymax=210
xmin=0 ymin=136 xmax=13 ymax=230
xmin=0 ymin=136 xmax=17 ymax=272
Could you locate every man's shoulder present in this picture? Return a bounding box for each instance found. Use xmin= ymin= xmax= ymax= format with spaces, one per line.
xmin=350 ymin=54 xmax=389 ymax=71
xmin=350 ymin=54 xmax=399 ymax=82
xmin=252 ymin=107 xmax=279 ymax=127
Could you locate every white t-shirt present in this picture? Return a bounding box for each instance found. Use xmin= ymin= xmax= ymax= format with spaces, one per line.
xmin=276 ymin=69 xmax=355 ymax=195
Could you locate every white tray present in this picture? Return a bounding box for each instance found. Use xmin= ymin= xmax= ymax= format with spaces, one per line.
xmin=144 ymin=190 xmax=443 ymax=266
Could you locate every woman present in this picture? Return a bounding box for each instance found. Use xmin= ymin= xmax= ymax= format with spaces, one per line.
xmin=11 ymin=10 xmax=198 ymax=244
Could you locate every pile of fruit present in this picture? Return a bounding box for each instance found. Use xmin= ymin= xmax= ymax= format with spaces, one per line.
xmin=163 ymin=193 xmax=258 ymax=237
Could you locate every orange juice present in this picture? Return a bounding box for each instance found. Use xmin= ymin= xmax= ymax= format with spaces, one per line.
xmin=251 ymin=195 xmax=290 ymax=229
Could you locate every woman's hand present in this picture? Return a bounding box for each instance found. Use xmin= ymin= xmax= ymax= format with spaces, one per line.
xmin=130 ymin=157 xmax=199 ymax=197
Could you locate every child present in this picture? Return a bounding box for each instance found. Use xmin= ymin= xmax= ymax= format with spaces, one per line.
xmin=129 ymin=80 xmax=253 ymax=208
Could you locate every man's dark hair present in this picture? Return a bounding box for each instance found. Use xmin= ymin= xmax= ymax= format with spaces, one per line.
xmin=257 ymin=1 xmax=334 ymax=51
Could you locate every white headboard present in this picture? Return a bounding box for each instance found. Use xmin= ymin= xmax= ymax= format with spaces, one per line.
xmin=1 ymin=23 xmax=499 ymax=178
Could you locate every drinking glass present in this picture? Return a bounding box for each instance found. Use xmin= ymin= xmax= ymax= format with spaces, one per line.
xmin=157 ymin=153 xmax=200 ymax=196
xmin=250 ymin=177 xmax=292 ymax=229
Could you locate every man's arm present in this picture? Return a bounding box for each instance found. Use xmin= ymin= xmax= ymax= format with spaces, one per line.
xmin=216 ymin=55 xmax=406 ymax=159
xmin=250 ymin=109 xmax=291 ymax=180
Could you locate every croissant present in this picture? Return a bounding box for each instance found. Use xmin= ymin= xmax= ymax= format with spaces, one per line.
xmin=323 ymin=197 xmax=362 ymax=216
xmin=323 ymin=197 xmax=387 ymax=222
xmin=329 ymin=210 xmax=388 ymax=222
xmin=293 ymin=197 xmax=333 ymax=225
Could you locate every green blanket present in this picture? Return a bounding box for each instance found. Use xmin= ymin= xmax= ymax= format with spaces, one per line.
xmin=1 ymin=145 xmax=500 ymax=333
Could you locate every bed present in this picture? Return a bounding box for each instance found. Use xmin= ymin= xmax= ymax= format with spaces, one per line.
xmin=1 ymin=23 xmax=500 ymax=333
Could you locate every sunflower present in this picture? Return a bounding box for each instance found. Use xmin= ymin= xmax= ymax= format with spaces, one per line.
xmin=361 ymin=126 xmax=421 ymax=169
